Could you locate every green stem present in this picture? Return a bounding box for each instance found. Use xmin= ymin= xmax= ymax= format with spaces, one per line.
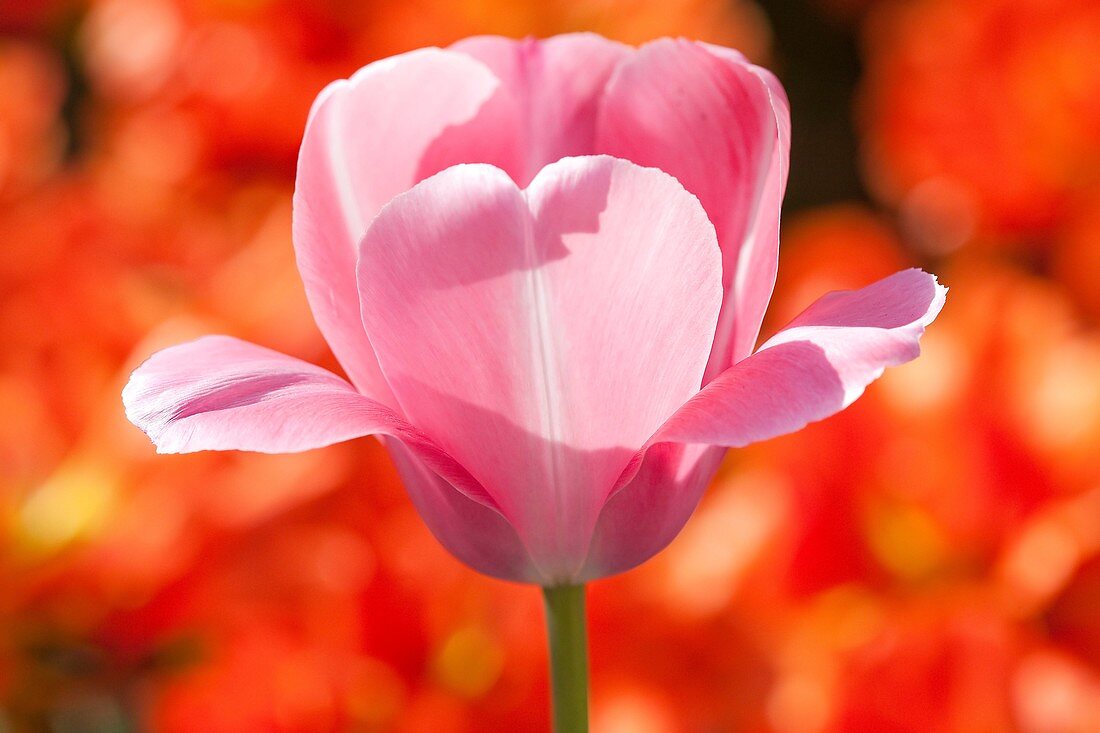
xmin=542 ymin=584 xmax=589 ymax=733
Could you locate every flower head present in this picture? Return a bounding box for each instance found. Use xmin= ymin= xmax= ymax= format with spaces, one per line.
xmin=124 ymin=34 xmax=945 ymax=585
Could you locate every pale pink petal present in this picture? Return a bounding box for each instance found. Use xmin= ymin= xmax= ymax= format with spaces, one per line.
xmin=579 ymin=269 xmax=945 ymax=579
xmin=657 ymin=269 xmax=947 ymax=447
xmin=294 ymin=48 xmax=507 ymax=401
xmin=581 ymin=443 xmax=724 ymax=580
xmin=358 ymin=156 xmax=722 ymax=582
xmin=451 ymin=33 xmax=631 ymax=186
xmin=386 ymin=440 xmax=542 ymax=583
xmin=597 ymin=39 xmax=791 ymax=376
xmin=122 ymin=335 xmax=497 ymax=509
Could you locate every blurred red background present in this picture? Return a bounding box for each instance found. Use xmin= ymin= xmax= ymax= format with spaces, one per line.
xmin=2 ymin=0 xmax=1099 ymax=731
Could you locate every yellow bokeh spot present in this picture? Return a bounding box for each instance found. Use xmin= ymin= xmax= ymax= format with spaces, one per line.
xmin=866 ymin=502 xmax=948 ymax=581
xmin=14 ymin=459 xmax=119 ymax=555
xmin=432 ymin=625 xmax=504 ymax=698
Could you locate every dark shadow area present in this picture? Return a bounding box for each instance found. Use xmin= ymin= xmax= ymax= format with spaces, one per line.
xmin=756 ymin=0 xmax=868 ymax=212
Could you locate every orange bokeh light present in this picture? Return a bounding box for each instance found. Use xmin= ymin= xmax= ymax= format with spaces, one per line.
xmin=2 ymin=0 xmax=1098 ymax=730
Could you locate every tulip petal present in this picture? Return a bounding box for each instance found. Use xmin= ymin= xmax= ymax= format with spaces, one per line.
xmin=122 ymin=335 xmax=497 ymax=509
xmin=294 ymin=48 xmax=505 ymax=401
xmin=598 ymin=39 xmax=791 ymax=375
xmin=580 ymin=269 xmax=945 ymax=580
xmin=451 ymin=33 xmax=631 ymax=185
xmin=658 ymin=269 xmax=947 ymax=447
xmin=581 ymin=442 xmax=725 ymax=580
xmin=386 ymin=440 xmax=542 ymax=583
xmin=358 ymin=156 xmax=722 ymax=581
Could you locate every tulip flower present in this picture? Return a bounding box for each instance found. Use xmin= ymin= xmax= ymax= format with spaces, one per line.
xmin=123 ymin=34 xmax=945 ymax=731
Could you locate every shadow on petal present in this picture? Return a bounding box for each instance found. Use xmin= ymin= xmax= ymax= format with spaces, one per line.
xmin=656 ymin=341 xmax=848 ymax=448
xmin=413 ymin=84 xmax=522 ymax=187
xmin=170 ymin=373 xmax=321 ymax=420
xmin=582 ymin=442 xmax=725 ymax=581
xmin=395 ymin=158 xmax=613 ymax=289
xmin=386 ymin=374 xmax=639 ymax=583
xmin=583 ymin=341 xmax=849 ymax=580
xmin=385 ymin=438 xmax=542 ymax=583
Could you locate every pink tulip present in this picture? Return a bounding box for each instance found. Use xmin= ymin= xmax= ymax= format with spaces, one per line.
xmin=123 ymin=34 xmax=946 ymax=587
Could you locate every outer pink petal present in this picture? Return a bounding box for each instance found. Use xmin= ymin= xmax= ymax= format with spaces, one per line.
xmin=358 ymin=156 xmax=722 ymax=582
xmin=580 ymin=269 xmax=946 ymax=579
xmin=597 ymin=39 xmax=791 ymax=376
xmin=450 ymin=33 xmax=631 ymax=186
xmin=581 ymin=442 xmax=725 ymax=581
xmin=121 ymin=335 xmax=497 ymax=510
xmin=385 ymin=440 xmax=541 ymax=583
xmin=658 ymin=269 xmax=947 ymax=447
xmin=294 ymin=48 xmax=506 ymax=401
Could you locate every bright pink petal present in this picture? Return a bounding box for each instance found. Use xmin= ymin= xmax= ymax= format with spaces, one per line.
xmin=597 ymin=39 xmax=791 ymax=376
xmin=450 ymin=33 xmax=631 ymax=185
xmin=294 ymin=48 xmax=507 ymax=401
xmin=122 ymin=335 xmax=497 ymax=510
xmin=658 ymin=269 xmax=947 ymax=447
xmin=358 ymin=156 xmax=722 ymax=582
